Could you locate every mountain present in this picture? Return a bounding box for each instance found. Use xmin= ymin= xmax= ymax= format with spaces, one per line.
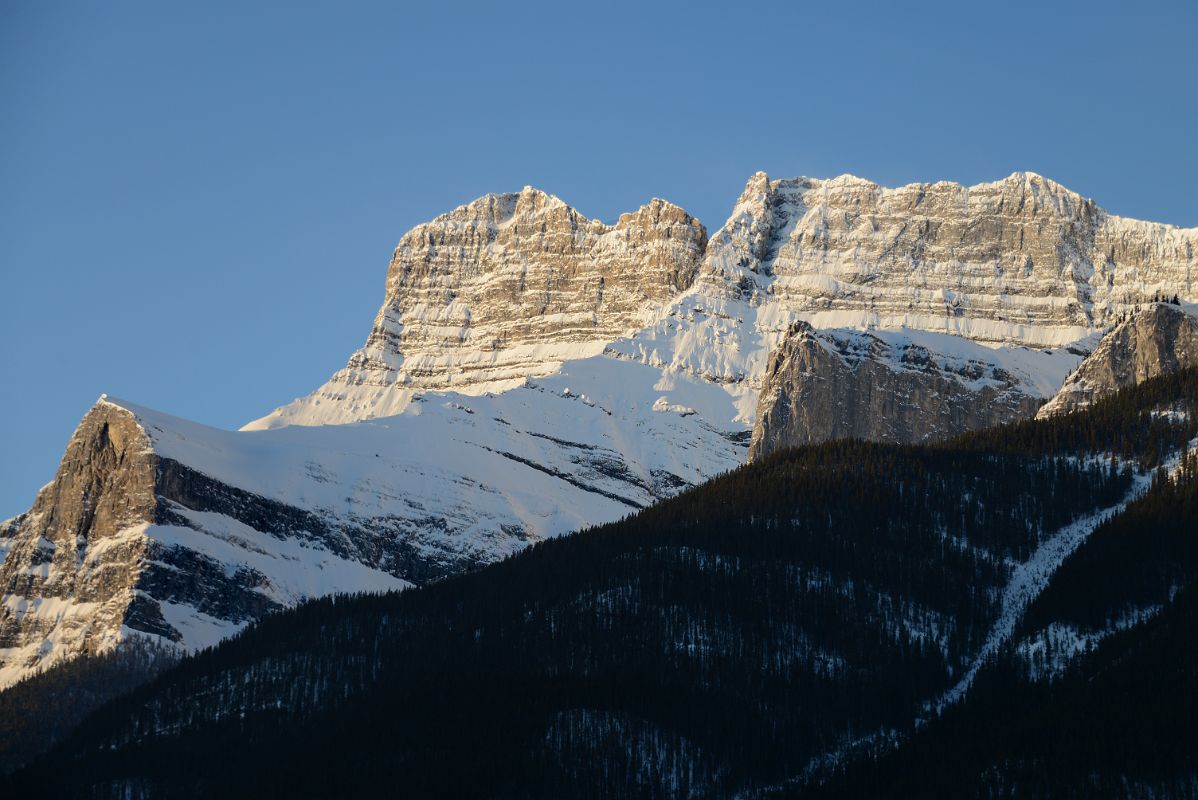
xmin=0 ymin=399 xmax=407 ymax=689
xmin=259 ymin=170 xmax=1195 ymax=434
xmin=607 ymin=170 xmax=1191 ymax=393
xmin=7 ymin=372 xmax=1195 ymax=798
xmin=751 ymin=302 xmax=1198 ymax=458
xmin=0 ymin=367 xmax=746 ymax=689
xmin=252 ymin=188 xmax=709 ymax=426
xmin=1038 ymin=300 xmax=1198 ymax=418
xmin=2 ymin=171 xmax=1193 ymax=689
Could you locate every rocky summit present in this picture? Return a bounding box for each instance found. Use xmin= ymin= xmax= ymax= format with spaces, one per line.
xmin=1 ymin=171 xmax=1194 ymax=687
xmin=254 ymin=188 xmax=708 ymax=428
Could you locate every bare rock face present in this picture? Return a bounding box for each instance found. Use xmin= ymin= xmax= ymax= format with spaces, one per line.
xmin=1037 ymin=303 xmax=1198 ymax=418
xmin=0 ymin=403 xmax=156 ymax=685
xmin=748 ymin=322 xmax=1046 ymax=460
xmin=256 ymin=189 xmax=708 ymax=427
xmin=735 ymin=172 xmax=1194 ymax=344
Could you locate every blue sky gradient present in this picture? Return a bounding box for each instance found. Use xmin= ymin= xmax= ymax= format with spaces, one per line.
xmin=2 ymin=0 xmax=1196 ymax=517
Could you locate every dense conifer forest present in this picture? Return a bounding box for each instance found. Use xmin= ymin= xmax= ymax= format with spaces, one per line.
xmin=3 ymin=369 xmax=1196 ymax=798
xmin=0 ymin=640 xmax=175 ymax=775
xmin=802 ymin=450 xmax=1198 ymax=799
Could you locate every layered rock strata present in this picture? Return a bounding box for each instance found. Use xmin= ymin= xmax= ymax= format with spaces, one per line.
xmin=610 ymin=172 xmax=1194 ymax=425
xmin=258 ymin=189 xmax=708 ymax=427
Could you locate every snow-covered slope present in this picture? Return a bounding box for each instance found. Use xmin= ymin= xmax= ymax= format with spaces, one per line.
xmin=132 ymin=356 xmax=746 ymax=534
xmin=0 ymin=361 xmax=745 ymax=688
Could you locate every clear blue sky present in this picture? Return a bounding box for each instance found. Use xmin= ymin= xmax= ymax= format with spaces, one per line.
xmin=2 ymin=0 xmax=1195 ymax=518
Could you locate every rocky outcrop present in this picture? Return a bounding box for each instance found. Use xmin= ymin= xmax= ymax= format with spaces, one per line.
xmin=255 ymin=189 xmax=708 ymax=427
xmin=0 ymin=403 xmax=156 ymax=686
xmin=748 ymin=322 xmax=1048 ymax=459
xmin=1037 ymin=303 xmax=1198 ymax=418
xmin=727 ymin=171 xmax=1193 ymax=345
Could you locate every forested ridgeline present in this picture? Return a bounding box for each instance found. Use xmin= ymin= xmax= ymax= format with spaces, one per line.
xmin=799 ymin=452 xmax=1198 ymax=800
xmin=4 ymin=371 xmax=1195 ymax=798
